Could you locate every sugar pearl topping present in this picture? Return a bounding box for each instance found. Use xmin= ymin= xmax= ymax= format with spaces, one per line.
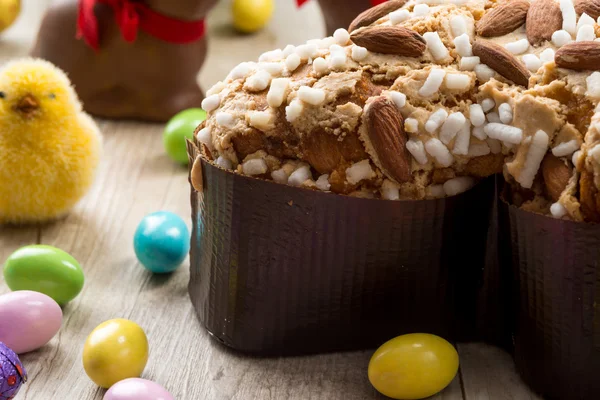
xmin=296 ymin=43 xmax=318 ymax=59
xmin=559 ymin=0 xmax=577 ymax=35
xmin=419 ymin=68 xmax=446 ymax=97
xmin=440 ymin=112 xmax=467 ymax=144
xmin=484 ymin=123 xmax=523 ymax=144
xmin=459 ymin=56 xmax=480 ymax=71
xmin=244 ymin=70 xmax=272 ymax=92
xmin=381 ymin=180 xmax=400 ymax=200
xmin=474 ymin=64 xmax=495 ymax=81
xmin=552 ymin=139 xmax=579 ymax=157
xmin=588 ymin=72 xmax=600 ymax=98
xmin=452 ymin=120 xmax=471 ymax=155
xmin=242 ymin=159 xmax=268 ymax=176
xmin=498 ymin=103 xmax=513 ymax=124
xmin=480 ymin=98 xmax=495 ymax=112
xmin=505 ymin=39 xmax=529 ymax=55
xmin=517 ymin=130 xmax=549 ymax=189
xmin=413 ymin=4 xmax=430 ymax=16
xmin=247 ymin=110 xmax=274 ymax=131
xmin=285 ymin=99 xmax=303 ymax=122
xmin=454 ymin=34 xmax=473 ymax=57
xmin=450 ymin=15 xmax=467 ymax=37
xmin=312 ymin=57 xmax=328 ymax=75
xmin=552 ymin=30 xmax=573 ymax=47
xmin=406 ymin=139 xmax=428 ymax=165
xmin=445 ymin=73 xmax=471 ymax=90
xmin=346 ymin=160 xmax=375 ymax=184
xmin=423 ymin=32 xmax=449 ymax=61
xmin=333 ymin=28 xmax=350 ymax=45
xmin=197 ymin=127 xmax=212 ymax=149
xmin=425 ymin=138 xmax=454 ymax=167
xmin=285 ymin=53 xmax=302 ymax=71
xmin=550 ymin=202 xmax=567 ymax=218
xmin=469 ymin=104 xmax=485 ymax=127
xmin=316 ymin=174 xmax=331 ymax=191
xmin=576 ymin=25 xmax=596 ymax=42
xmin=288 ymin=165 xmax=312 ymax=186
xmin=405 ymin=118 xmax=419 ymax=133
xmin=444 ymin=177 xmax=474 ymax=196
xmin=216 ymin=112 xmax=236 ymax=128
xmin=426 ymin=108 xmax=449 ymax=133
xmin=472 ymin=125 xmax=487 ymax=140
xmin=351 ymin=46 xmax=368 ymax=61
xmin=298 ymin=86 xmax=326 ymax=105
xmin=389 ymin=9 xmax=411 ymax=25
xmin=201 ymin=94 xmax=220 ymax=112
xmin=389 ymin=91 xmax=407 ymax=109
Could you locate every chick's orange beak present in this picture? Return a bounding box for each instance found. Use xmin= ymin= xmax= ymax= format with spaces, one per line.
xmin=15 ymin=94 xmax=39 ymax=116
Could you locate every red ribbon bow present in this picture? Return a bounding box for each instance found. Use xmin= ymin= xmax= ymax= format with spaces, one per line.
xmin=77 ymin=0 xmax=206 ymax=50
xmin=296 ymin=0 xmax=388 ymax=7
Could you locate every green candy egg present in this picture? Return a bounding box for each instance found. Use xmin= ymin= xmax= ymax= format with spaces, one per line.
xmin=163 ymin=108 xmax=207 ymax=164
xmin=3 ymin=245 xmax=84 ymax=305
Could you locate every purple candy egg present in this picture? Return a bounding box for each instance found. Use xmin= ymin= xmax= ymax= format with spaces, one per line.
xmin=0 ymin=342 xmax=26 ymax=400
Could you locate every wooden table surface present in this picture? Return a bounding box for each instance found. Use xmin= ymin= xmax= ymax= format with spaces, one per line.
xmin=0 ymin=1 xmax=542 ymax=399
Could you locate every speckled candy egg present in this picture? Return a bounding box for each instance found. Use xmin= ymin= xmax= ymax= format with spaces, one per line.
xmin=133 ymin=211 xmax=190 ymax=273
xmin=104 ymin=378 xmax=174 ymax=400
xmin=3 ymin=244 xmax=85 ymax=305
xmin=0 ymin=342 xmax=27 ymax=400
xmin=0 ymin=291 xmax=62 ymax=354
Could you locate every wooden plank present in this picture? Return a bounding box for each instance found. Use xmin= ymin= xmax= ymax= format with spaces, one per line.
xmin=458 ymin=343 xmax=541 ymax=400
xmin=13 ymin=121 xmax=187 ymax=399
xmin=0 ymin=227 xmax=39 ymax=284
xmin=0 ymin=0 xmax=48 ymax=292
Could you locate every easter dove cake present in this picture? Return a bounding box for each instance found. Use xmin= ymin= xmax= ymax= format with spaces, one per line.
xmin=197 ymin=0 xmax=600 ymax=222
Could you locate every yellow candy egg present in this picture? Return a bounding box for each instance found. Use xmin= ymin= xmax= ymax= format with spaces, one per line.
xmin=368 ymin=333 xmax=459 ymax=400
xmin=232 ymin=0 xmax=273 ymax=33
xmin=0 ymin=0 xmax=20 ymax=34
xmin=82 ymin=319 xmax=149 ymax=389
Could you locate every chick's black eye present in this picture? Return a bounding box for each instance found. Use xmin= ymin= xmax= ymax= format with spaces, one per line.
xmin=48 ymin=93 xmax=56 ymax=99
xmin=0 ymin=92 xmax=6 ymax=99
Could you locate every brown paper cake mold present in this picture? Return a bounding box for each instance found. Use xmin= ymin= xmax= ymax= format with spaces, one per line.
xmin=187 ymin=139 xmax=496 ymax=354
xmin=31 ymin=0 xmax=218 ymax=122
xmin=502 ymin=194 xmax=600 ymax=400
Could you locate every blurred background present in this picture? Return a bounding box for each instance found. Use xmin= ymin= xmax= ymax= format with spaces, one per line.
xmin=0 ymin=0 xmax=326 ymax=91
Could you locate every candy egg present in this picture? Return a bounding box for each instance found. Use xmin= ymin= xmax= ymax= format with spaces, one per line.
xmin=83 ymin=319 xmax=149 ymax=389
xmin=163 ymin=108 xmax=206 ymax=164
xmin=0 ymin=341 xmax=27 ymax=400
xmin=0 ymin=291 xmax=62 ymax=354
xmin=3 ymin=245 xmax=84 ymax=305
xmin=232 ymin=0 xmax=273 ymax=33
xmin=368 ymin=333 xmax=459 ymax=400
xmin=104 ymin=378 xmax=174 ymax=400
xmin=133 ymin=211 xmax=190 ymax=273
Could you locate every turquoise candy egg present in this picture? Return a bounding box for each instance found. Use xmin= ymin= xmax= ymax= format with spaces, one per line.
xmin=133 ymin=211 xmax=190 ymax=273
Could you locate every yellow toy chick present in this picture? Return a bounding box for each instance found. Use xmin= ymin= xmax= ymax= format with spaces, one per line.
xmin=0 ymin=58 xmax=102 ymax=224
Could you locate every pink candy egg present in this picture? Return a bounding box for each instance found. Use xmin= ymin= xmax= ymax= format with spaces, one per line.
xmin=104 ymin=378 xmax=174 ymax=400
xmin=0 ymin=290 xmax=63 ymax=354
